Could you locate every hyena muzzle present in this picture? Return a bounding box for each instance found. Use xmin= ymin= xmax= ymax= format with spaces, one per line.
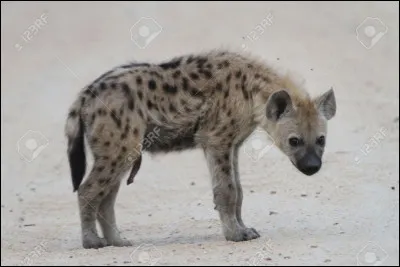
xmin=65 ymin=50 xmax=336 ymax=249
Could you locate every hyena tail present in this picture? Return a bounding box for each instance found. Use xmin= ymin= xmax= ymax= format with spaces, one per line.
xmin=65 ymin=97 xmax=86 ymax=192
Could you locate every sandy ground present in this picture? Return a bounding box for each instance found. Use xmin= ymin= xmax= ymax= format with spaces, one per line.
xmin=1 ymin=1 xmax=399 ymax=266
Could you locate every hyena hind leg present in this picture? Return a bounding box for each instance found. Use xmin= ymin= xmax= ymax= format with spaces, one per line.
xmin=97 ymin=180 xmax=132 ymax=247
xmin=77 ymin=161 xmax=111 ymax=249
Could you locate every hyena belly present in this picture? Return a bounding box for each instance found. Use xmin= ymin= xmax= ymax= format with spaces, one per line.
xmin=143 ymin=120 xmax=201 ymax=153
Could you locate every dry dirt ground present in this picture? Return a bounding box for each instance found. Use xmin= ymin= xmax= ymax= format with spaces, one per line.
xmin=1 ymin=1 xmax=399 ymax=266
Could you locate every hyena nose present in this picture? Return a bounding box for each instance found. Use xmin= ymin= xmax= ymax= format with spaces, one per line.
xmin=298 ymin=155 xmax=321 ymax=176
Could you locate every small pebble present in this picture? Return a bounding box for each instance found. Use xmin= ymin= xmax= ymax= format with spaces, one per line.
xmin=269 ymin=211 xmax=278 ymax=215
xmin=393 ymin=117 xmax=399 ymax=123
xmin=123 ymin=261 xmax=130 ymax=264
xmin=270 ymin=191 xmax=276 ymax=195
xmin=113 ymin=261 xmax=117 ymax=264
xmin=310 ymin=68 xmax=314 ymax=71
xmin=23 ymin=224 xmax=36 ymax=227
xmin=265 ymin=257 xmax=272 ymax=261
xmin=148 ymin=214 xmax=152 ymax=217
xmin=310 ymin=245 xmax=318 ymax=248
xmin=301 ymin=194 xmax=307 ymax=197
xmin=190 ymin=182 xmax=195 ymax=186
xmin=333 ymin=222 xmax=339 ymax=226
xmin=69 ymin=256 xmax=73 ymax=259
xmin=284 ymin=256 xmax=291 ymax=259
xmin=277 ymin=58 xmax=280 ymax=60
xmin=391 ymin=186 xmax=395 ymax=190
xmin=324 ymin=259 xmax=331 ymax=263
xmin=250 ymin=190 xmax=255 ymax=193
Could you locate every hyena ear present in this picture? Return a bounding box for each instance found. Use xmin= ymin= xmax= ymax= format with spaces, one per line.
xmin=266 ymin=90 xmax=293 ymax=121
xmin=314 ymin=87 xmax=336 ymax=120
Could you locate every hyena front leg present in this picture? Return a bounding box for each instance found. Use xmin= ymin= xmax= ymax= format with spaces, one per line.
xmin=204 ymin=145 xmax=260 ymax=242
xmin=233 ymin=146 xmax=260 ymax=237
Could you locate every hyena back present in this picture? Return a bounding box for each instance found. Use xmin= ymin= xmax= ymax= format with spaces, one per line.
xmin=65 ymin=50 xmax=336 ymax=249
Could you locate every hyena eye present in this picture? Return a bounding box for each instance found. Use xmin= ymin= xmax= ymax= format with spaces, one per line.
xmin=289 ymin=137 xmax=301 ymax=147
xmin=316 ymin=136 xmax=325 ymax=146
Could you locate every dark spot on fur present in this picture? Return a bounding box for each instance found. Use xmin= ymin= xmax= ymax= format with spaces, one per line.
xmin=223 ymin=60 xmax=230 ymax=67
xmin=224 ymin=153 xmax=230 ymax=161
xmin=173 ymin=70 xmax=181 ymax=79
xmin=91 ymin=114 xmax=96 ymax=125
xmin=222 ymin=166 xmax=230 ymax=176
xmin=120 ymin=62 xmax=150 ymax=69
xmin=224 ymin=90 xmax=229 ymax=99
xmin=97 ymin=166 xmax=105 ymax=172
xmin=147 ymin=100 xmax=154 ymax=109
xmin=92 ymin=137 xmax=98 ymax=144
xmin=110 ymin=168 xmax=115 ymax=174
xmin=104 ymin=141 xmax=110 ymax=147
xmin=148 ymin=80 xmax=157 ymax=91
xmin=100 ymin=82 xmax=106 ymax=91
xmin=262 ymin=76 xmax=271 ymax=83
xmin=160 ymin=57 xmax=182 ymax=69
xmin=169 ymin=103 xmax=177 ymax=113
xmin=198 ymin=69 xmax=212 ymax=79
xmin=111 ymin=161 xmax=117 ymax=167
xmin=190 ymin=88 xmax=204 ymax=98
xmin=97 ymin=108 xmax=107 ymax=116
xmin=247 ymin=64 xmax=254 ymax=69
xmin=228 ymin=183 xmax=234 ymax=190
xmin=205 ymin=63 xmax=213 ymax=69
xmin=226 ymin=73 xmax=232 ymax=84
xmin=133 ymin=128 xmax=139 ymax=137
xmin=255 ymin=73 xmax=261 ymax=79
xmin=190 ymin=73 xmax=199 ymax=80
xmin=138 ymin=109 xmax=144 ymax=118
xmin=110 ymin=83 xmax=117 ymax=90
xmin=230 ymin=119 xmax=235 ymax=126
xmin=122 ymin=83 xmax=135 ymax=111
xmin=122 ymin=146 xmax=127 ymax=153
xmin=136 ymin=76 xmax=143 ymax=85
xmin=217 ymin=63 xmax=223 ymax=69
xmin=162 ymin=83 xmax=178 ymax=94
xmin=111 ymin=110 xmax=122 ymax=128
xmin=235 ymin=71 xmax=242 ymax=79
xmin=216 ymin=83 xmax=223 ymax=91
xmin=119 ymin=106 xmax=124 ymax=117
xmin=99 ymin=191 xmax=104 ymax=196
xmin=137 ymin=90 xmax=143 ymax=100
xmin=69 ymin=110 xmax=77 ymax=118
xmin=80 ymin=97 xmax=86 ymax=106
xmin=186 ymin=56 xmax=195 ymax=64
xmin=182 ymin=77 xmax=189 ymax=91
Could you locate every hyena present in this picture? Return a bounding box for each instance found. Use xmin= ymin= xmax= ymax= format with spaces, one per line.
xmin=65 ymin=50 xmax=336 ymax=249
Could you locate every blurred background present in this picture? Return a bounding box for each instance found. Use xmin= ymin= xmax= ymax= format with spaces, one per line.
xmin=1 ymin=1 xmax=399 ymax=266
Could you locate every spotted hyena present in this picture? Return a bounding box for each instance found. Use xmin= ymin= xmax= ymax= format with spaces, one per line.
xmin=65 ymin=50 xmax=336 ymax=249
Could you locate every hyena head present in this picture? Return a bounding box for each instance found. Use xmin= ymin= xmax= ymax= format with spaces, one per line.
xmin=264 ymin=88 xmax=336 ymax=176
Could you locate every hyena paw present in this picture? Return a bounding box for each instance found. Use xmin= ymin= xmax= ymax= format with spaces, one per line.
xmin=107 ymin=238 xmax=132 ymax=247
xmin=82 ymin=236 xmax=107 ymax=249
xmin=225 ymin=227 xmax=260 ymax=242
